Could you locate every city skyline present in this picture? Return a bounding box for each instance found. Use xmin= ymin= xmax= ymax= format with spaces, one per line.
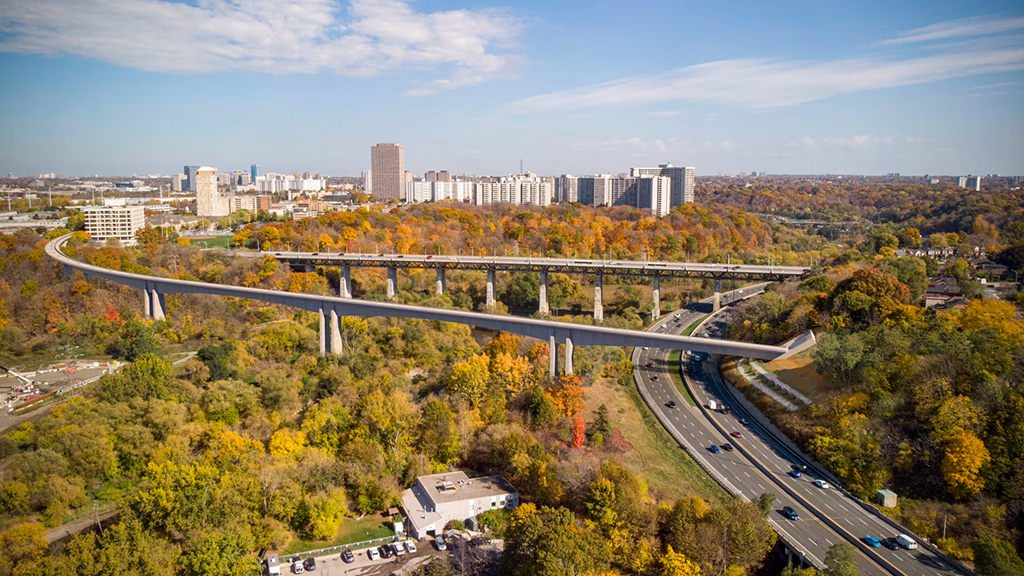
xmin=0 ymin=1 xmax=1022 ymax=176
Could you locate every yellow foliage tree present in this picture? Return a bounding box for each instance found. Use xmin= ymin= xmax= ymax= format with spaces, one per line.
xmin=941 ymin=432 xmax=991 ymax=500
xmin=958 ymin=300 xmax=1024 ymax=345
xmin=490 ymin=352 xmax=533 ymax=398
xmin=446 ymin=354 xmax=491 ymax=409
xmin=269 ymin=428 xmax=307 ymax=459
xmin=660 ymin=545 xmax=702 ymax=576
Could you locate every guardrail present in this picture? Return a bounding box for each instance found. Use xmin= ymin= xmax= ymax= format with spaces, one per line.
xmin=285 ymin=535 xmax=400 ymax=561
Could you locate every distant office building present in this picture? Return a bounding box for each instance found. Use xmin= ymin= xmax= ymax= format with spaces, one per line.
xmin=171 ymin=173 xmax=184 ymax=192
xmin=556 ymin=175 xmax=579 ymax=203
xmin=958 ymin=176 xmax=969 ymax=188
xmin=83 ymin=205 xmax=145 ymax=246
xmin=184 ymin=165 xmax=200 ymax=192
xmin=234 ymin=170 xmax=251 ymax=186
xmin=251 ymin=164 xmax=260 ymax=183
xmin=630 ymin=164 xmax=694 ymax=206
xmin=370 ymin=144 xmax=405 ymax=201
xmin=968 ymin=176 xmax=982 ymax=191
xmin=425 ymin=171 xmax=437 ymax=182
xmin=437 ymin=170 xmax=451 ymax=182
xmin=196 ymin=166 xmax=229 ymax=217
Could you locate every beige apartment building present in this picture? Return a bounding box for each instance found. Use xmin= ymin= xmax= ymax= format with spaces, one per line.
xmin=370 ymin=143 xmax=405 ymax=201
xmin=195 ymin=166 xmax=229 ymax=217
xmin=83 ymin=205 xmax=146 ymax=246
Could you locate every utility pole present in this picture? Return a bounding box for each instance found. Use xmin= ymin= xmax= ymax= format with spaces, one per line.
xmin=943 ymin=514 xmax=954 ymax=539
xmin=720 ymin=526 xmax=729 ymax=576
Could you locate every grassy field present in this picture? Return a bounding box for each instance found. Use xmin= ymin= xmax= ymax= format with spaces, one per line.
xmin=584 ymin=378 xmax=729 ymax=504
xmin=680 ymin=313 xmax=711 ymax=336
xmin=283 ymin=514 xmax=395 ymax=555
xmin=667 ymin=350 xmax=698 ymax=406
xmin=183 ymin=235 xmax=233 ymax=249
xmin=764 ymin=346 xmax=828 ymax=401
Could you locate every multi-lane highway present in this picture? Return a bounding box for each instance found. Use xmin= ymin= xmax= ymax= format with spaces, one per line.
xmin=635 ymin=289 xmax=966 ymax=576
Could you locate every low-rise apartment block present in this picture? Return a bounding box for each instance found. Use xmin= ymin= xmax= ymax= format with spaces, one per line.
xmin=401 ymin=471 xmax=518 ymax=540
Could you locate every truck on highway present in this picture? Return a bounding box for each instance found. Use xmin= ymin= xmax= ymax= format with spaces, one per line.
xmin=895 ymin=534 xmax=917 ymax=549
xmin=707 ymin=400 xmax=719 ymax=411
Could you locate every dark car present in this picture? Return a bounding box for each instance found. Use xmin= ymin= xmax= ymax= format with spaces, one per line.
xmin=311 ymin=252 xmax=318 ymax=256
xmin=646 ymin=362 xmax=653 ymax=368
xmin=790 ymin=469 xmax=802 ymax=479
xmin=651 ymin=375 xmax=659 ymax=381
xmin=341 ymin=550 xmax=355 ymax=563
xmin=731 ymin=431 xmax=743 ymax=438
xmin=667 ymin=400 xmax=677 ymax=409
xmin=783 ymin=506 xmax=800 ymax=521
xmin=379 ymin=545 xmax=393 ymax=559
xmin=721 ymin=443 xmax=734 ymax=452
xmin=863 ymin=536 xmax=881 ymax=548
xmin=303 ymin=557 xmax=317 ymax=571
xmin=710 ymin=445 xmax=721 ymax=454
xmin=882 ymin=538 xmax=900 ymax=550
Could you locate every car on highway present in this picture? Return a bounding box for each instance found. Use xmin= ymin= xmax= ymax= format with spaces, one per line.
xmin=405 ymin=541 xmax=417 ymax=554
xmin=731 ymin=431 xmax=743 ymax=438
xmin=782 ymin=506 xmax=800 ymax=521
xmin=650 ymin=375 xmax=659 ymax=381
xmin=709 ymin=445 xmax=721 ymax=454
xmin=667 ymin=400 xmax=676 ymax=409
xmin=881 ymin=537 xmax=900 ymax=550
xmin=739 ymin=418 xmax=749 ymax=426
xmin=790 ymin=469 xmax=802 ymax=479
xmin=367 ymin=547 xmax=381 ymax=561
xmin=813 ymin=479 xmax=830 ymax=489
xmin=863 ymin=536 xmax=881 ymax=548
xmin=721 ymin=443 xmax=733 ymax=452
xmin=646 ymin=362 xmax=653 ymax=368
xmin=341 ymin=550 xmax=355 ymax=563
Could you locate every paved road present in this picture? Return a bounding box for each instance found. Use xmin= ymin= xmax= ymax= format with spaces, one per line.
xmin=636 ymin=290 xmax=964 ymax=576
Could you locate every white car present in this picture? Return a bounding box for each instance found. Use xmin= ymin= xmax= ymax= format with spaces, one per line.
xmin=814 ymin=479 xmax=830 ymax=489
xmin=405 ymin=540 xmax=417 ymax=554
xmin=435 ymin=536 xmax=447 ymax=551
xmin=367 ymin=547 xmax=381 ymax=561
xmin=292 ymin=560 xmax=304 ymax=573
xmin=392 ymin=542 xmax=406 ymax=556
xmin=642 ymin=347 xmax=649 ymax=351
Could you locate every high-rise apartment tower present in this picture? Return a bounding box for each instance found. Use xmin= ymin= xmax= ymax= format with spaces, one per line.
xmin=370 ymin=143 xmax=405 ymax=201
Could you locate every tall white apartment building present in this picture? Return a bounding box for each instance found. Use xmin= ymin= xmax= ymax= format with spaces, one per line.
xmin=630 ymin=164 xmax=694 ymax=206
xmin=406 ymin=181 xmax=433 ymax=203
xmin=83 ymin=205 xmax=146 ymax=246
xmin=196 ymin=166 xmax=229 ymax=217
xmin=968 ymin=176 xmax=982 ymax=191
xmin=474 ymin=175 xmax=552 ymax=207
xmin=636 ymin=176 xmax=671 ymax=217
xmin=556 ymin=175 xmax=579 ymax=203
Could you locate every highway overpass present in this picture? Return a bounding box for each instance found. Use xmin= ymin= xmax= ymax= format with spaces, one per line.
xmin=47 ymin=235 xmax=812 ymax=374
xmin=242 ymin=249 xmax=810 ymax=320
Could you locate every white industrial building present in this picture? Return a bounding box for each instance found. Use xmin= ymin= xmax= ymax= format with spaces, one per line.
xmin=401 ymin=472 xmax=518 ymax=540
xmin=83 ymin=205 xmax=146 ymax=246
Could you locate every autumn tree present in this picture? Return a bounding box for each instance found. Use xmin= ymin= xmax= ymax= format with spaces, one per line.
xmin=660 ymin=546 xmax=701 ymax=576
xmin=823 ymin=542 xmax=858 ymax=576
xmin=942 ymin=432 xmax=991 ymax=500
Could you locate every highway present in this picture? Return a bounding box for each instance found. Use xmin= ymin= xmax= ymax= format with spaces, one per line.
xmin=635 ymin=289 xmax=966 ymax=576
xmin=244 ymin=249 xmax=809 ymax=280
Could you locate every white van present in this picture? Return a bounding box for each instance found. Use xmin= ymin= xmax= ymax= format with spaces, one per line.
xmin=895 ymin=534 xmax=917 ymax=549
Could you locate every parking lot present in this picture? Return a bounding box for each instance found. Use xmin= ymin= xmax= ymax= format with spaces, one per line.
xmin=277 ymin=534 xmax=502 ymax=576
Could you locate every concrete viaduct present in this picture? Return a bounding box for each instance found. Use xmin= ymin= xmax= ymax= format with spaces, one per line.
xmin=255 ymin=250 xmax=809 ymax=320
xmin=47 ymin=235 xmax=813 ymax=375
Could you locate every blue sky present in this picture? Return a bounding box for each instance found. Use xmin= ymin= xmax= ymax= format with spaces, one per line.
xmin=0 ymin=0 xmax=1022 ymax=177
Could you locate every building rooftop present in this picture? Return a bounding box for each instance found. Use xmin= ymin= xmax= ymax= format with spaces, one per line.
xmin=417 ymin=471 xmax=516 ymax=505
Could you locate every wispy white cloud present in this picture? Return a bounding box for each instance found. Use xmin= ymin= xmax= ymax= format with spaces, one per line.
xmin=507 ymin=49 xmax=1024 ymax=112
xmin=574 ymin=137 xmax=680 ymax=155
xmin=0 ymin=0 xmax=521 ymax=94
xmin=878 ymin=15 xmax=1024 ymax=45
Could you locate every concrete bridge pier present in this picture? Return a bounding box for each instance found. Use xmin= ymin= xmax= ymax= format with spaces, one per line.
xmin=338 ymin=266 xmax=352 ymax=299
xmin=564 ymin=337 xmax=574 ymax=375
xmin=538 ymin=271 xmax=549 ymax=315
xmin=593 ymin=274 xmax=603 ymax=322
xmin=548 ymin=334 xmax=557 ymax=377
xmin=329 ymin=310 xmax=342 ymax=355
xmin=150 ymin=289 xmax=166 ymax=322
xmin=436 ymin=269 xmax=446 ymax=295
xmin=386 ymin=267 xmax=397 ymax=300
xmin=652 ymin=275 xmax=661 ymax=320
xmin=486 ymin=270 xmax=496 ymax=309
xmin=143 ymin=289 xmax=151 ymax=319
xmin=713 ymin=278 xmax=722 ymax=312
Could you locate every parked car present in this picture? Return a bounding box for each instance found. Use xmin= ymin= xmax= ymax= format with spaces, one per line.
xmin=709 ymin=445 xmax=721 ymax=454
xmin=405 ymin=541 xmax=417 ymax=554
xmin=303 ymin=557 xmax=317 ymax=571
xmin=882 ymin=538 xmax=900 ymax=550
xmin=863 ymin=536 xmax=881 ymax=548
xmin=367 ymin=547 xmax=381 ymax=561
xmin=790 ymin=469 xmax=802 ymax=479
xmin=341 ymin=550 xmax=355 ymax=563
xmin=814 ymin=479 xmax=830 ymax=489
xmin=721 ymin=443 xmax=734 ymax=452
xmin=392 ymin=542 xmax=405 ymax=556
xmin=379 ymin=545 xmax=393 ymax=559
xmin=731 ymin=431 xmax=743 ymax=438
xmin=435 ymin=536 xmax=447 ymax=551
xmin=291 ymin=559 xmax=304 ymax=573
xmin=783 ymin=506 xmax=800 ymax=521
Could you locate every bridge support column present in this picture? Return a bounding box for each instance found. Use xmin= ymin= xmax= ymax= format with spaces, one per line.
xmin=338 ymin=266 xmax=351 ymax=299
xmin=548 ymin=334 xmax=557 ymax=377
xmin=318 ymin=308 xmax=326 ymax=356
xmin=329 ymin=310 xmax=342 ymax=355
xmin=486 ymin=270 xmax=496 ymax=309
xmin=436 ymin=269 xmax=446 ymax=295
xmin=386 ymin=267 xmax=397 ymax=300
xmin=593 ymin=274 xmax=603 ymax=322
xmin=151 ymin=289 xmax=165 ymax=322
xmin=143 ymin=289 xmax=152 ymax=320
xmin=652 ymin=275 xmax=661 ymax=320
xmin=538 ymin=272 xmax=549 ymax=315
xmin=713 ymin=278 xmax=722 ymax=312
xmin=564 ymin=337 xmax=574 ymax=375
